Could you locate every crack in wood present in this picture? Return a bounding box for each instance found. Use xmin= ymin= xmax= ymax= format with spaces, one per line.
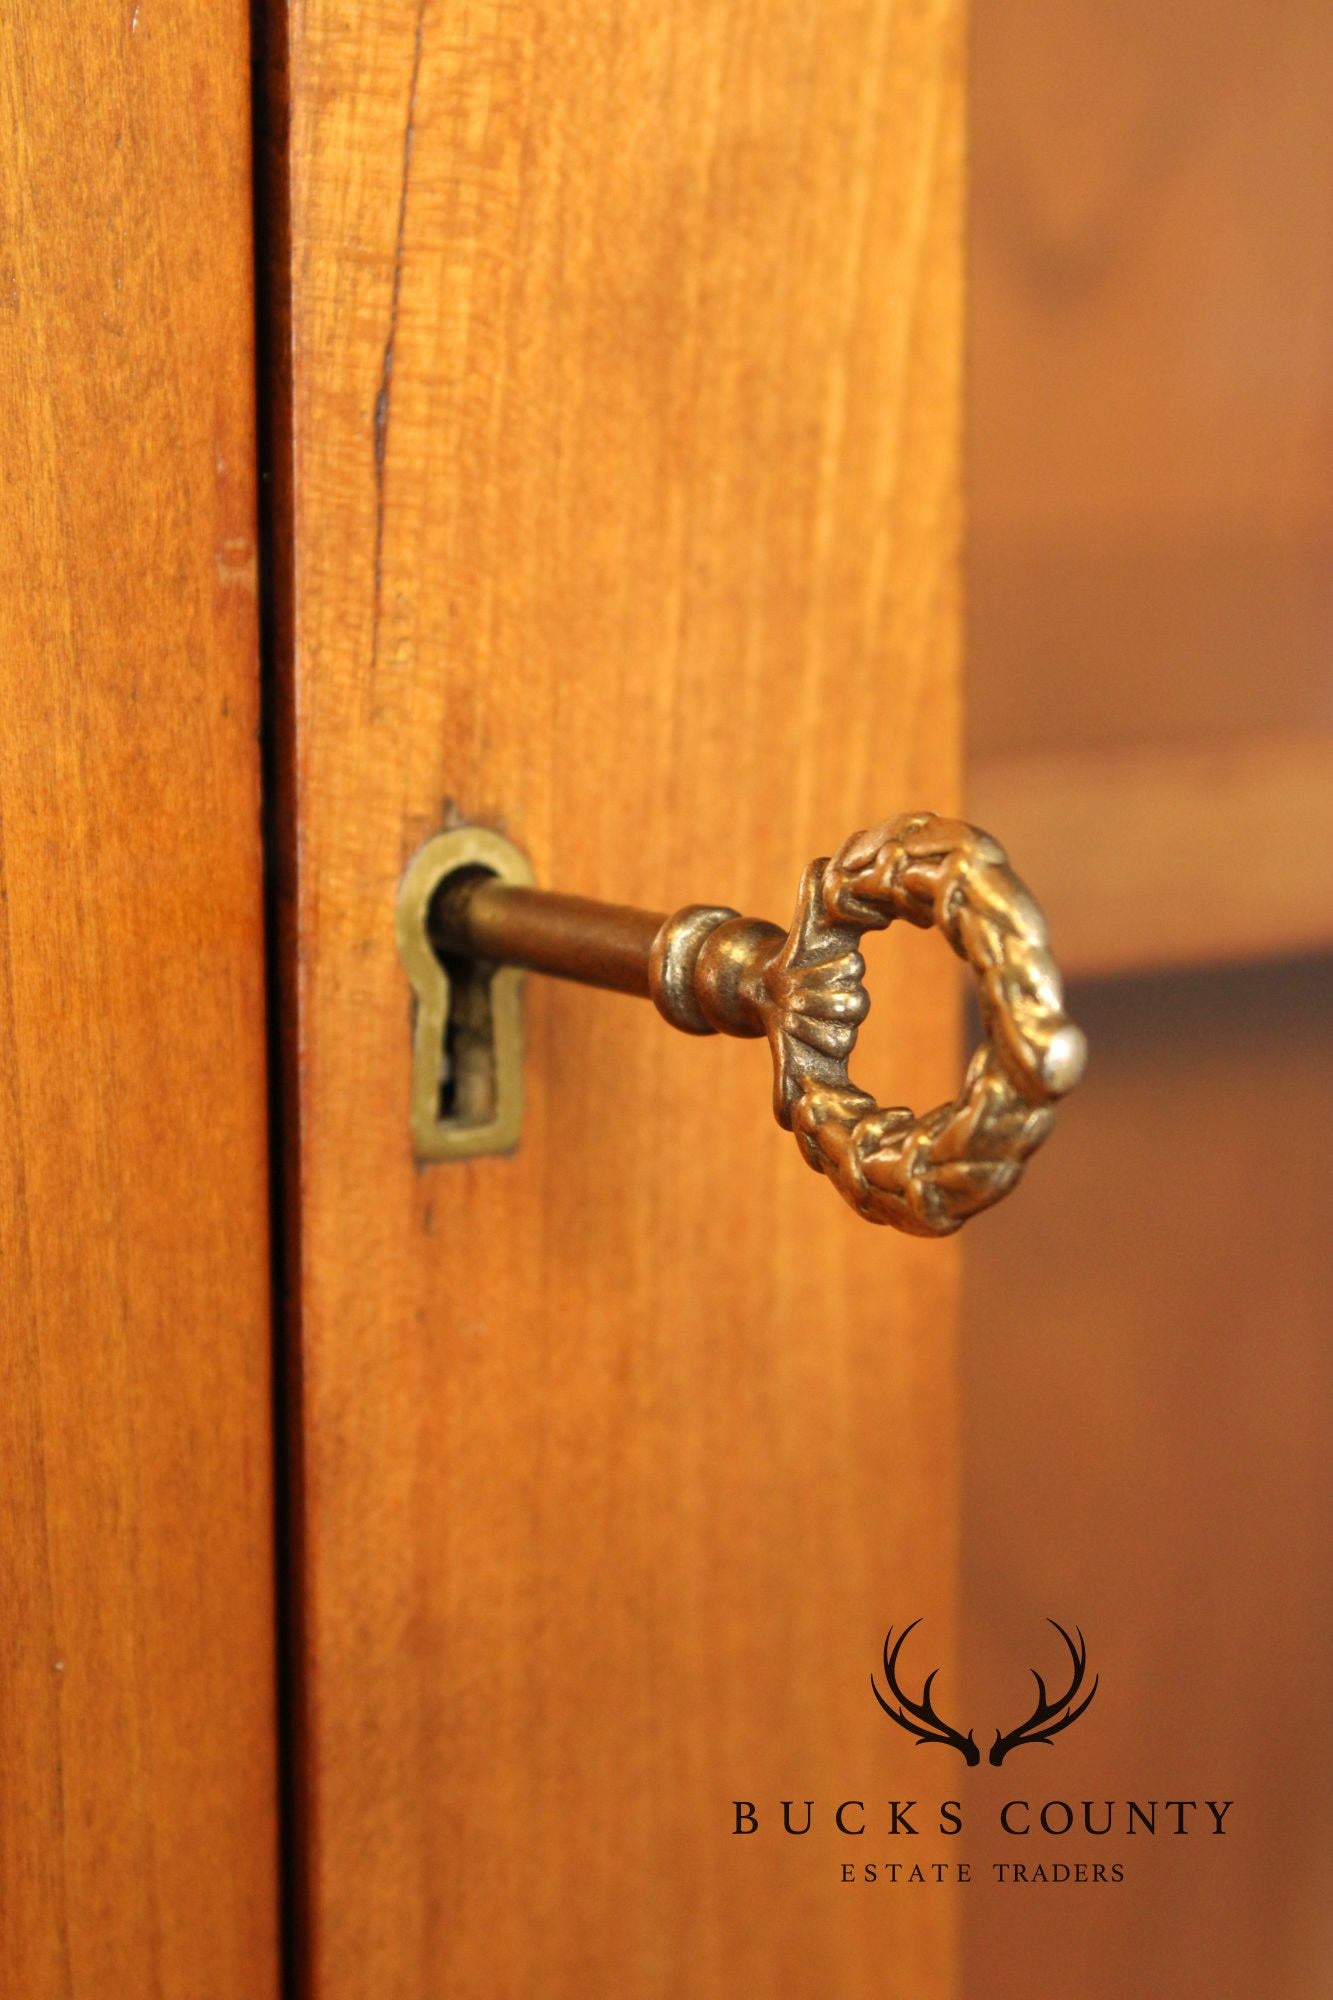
xmin=371 ymin=0 xmax=428 ymax=676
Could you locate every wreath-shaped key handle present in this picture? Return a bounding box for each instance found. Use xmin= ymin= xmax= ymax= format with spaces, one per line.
xmin=400 ymin=812 xmax=1086 ymax=1236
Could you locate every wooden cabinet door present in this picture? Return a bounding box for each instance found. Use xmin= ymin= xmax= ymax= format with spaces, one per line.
xmin=262 ymin=4 xmax=964 ymax=1995
xmin=1 ymin=4 xmax=280 ymax=1996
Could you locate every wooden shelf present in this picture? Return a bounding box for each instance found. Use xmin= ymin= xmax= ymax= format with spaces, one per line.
xmin=970 ymin=731 xmax=1333 ymax=981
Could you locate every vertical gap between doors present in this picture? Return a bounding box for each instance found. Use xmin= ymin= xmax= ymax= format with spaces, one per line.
xmin=249 ymin=4 xmax=306 ymax=1995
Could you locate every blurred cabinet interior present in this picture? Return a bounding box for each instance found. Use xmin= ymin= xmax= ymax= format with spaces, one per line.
xmin=964 ymin=3 xmax=1333 ymax=1996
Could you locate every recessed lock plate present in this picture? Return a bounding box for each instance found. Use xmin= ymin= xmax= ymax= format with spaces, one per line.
xmin=395 ymin=827 xmax=534 ymax=1160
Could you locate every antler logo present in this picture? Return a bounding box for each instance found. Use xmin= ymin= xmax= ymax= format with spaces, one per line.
xmin=989 ymin=1619 xmax=1098 ymax=1766
xmin=872 ymin=1619 xmax=1098 ymax=1767
xmin=872 ymin=1621 xmax=980 ymax=1765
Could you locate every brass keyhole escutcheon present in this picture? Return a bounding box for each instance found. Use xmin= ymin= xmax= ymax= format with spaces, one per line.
xmin=395 ymin=826 xmax=534 ymax=1161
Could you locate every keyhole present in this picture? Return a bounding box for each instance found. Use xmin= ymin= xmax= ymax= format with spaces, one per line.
xmin=429 ymin=870 xmax=500 ymax=1128
xmin=396 ymin=826 xmax=534 ymax=1161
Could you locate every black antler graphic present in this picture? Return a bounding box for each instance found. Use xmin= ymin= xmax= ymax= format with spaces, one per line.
xmin=989 ymin=1620 xmax=1099 ymax=1766
xmin=872 ymin=1621 xmax=980 ymax=1765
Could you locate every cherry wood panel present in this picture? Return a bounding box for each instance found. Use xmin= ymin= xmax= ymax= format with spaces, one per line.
xmin=264 ymin=4 xmax=965 ymax=1995
xmin=0 ymin=5 xmax=279 ymax=1997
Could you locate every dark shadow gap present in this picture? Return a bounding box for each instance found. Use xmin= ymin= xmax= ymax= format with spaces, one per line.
xmin=248 ymin=4 xmax=305 ymax=1995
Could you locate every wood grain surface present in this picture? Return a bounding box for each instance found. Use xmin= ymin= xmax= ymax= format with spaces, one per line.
xmin=0 ymin=4 xmax=280 ymax=1998
xmin=264 ymin=4 xmax=965 ymax=1995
